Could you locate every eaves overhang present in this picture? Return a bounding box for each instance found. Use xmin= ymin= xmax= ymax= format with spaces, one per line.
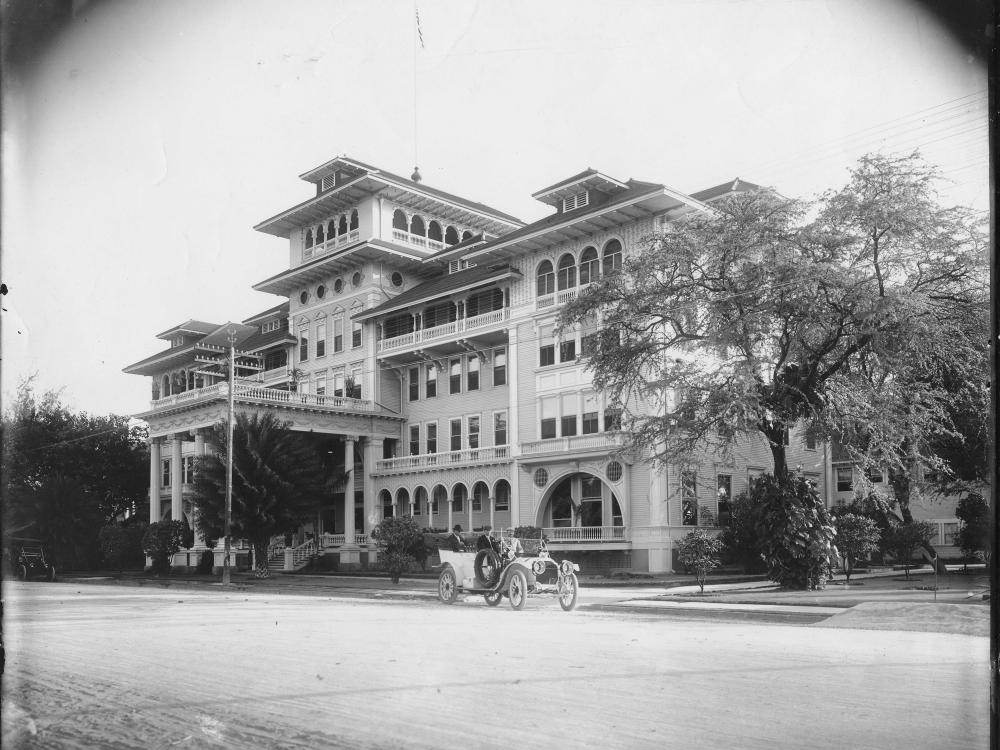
xmin=465 ymin=187 xmax=711 ymax=263
xmin=252 ymin=239 xmax=431 ymax=296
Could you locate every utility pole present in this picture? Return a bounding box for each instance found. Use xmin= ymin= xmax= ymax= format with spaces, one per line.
xmin=223 ymin=327 xmax=236 ymax=585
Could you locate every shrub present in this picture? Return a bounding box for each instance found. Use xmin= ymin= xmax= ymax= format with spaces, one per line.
xmin=833 ymin=513 xmax=880 ymax=584
xmin=830 ymin=490 xmax=899 ymax=562
xmin=718 ymin=491 xmax=767 ymax=573
xmin=141 ymin=520 xmax=187 ymax=575
xmin=676 ymin=529 xmax=725 ymax=593
xmin=955 ymin=493 xmax=991 ymax=571
xmin=371 ymin=515 xmax=424 ymax=583
xmin=883 ymin=521 xmax=935 ymax=579
xmin=513 ymin=525 xmax=543 ymax=539
xmin=98 ymin=524 xmax=147 ymax=571
xmin=196 ymin=549 xmax=215 ymax=574
xmin=751 ymin=474 xmax=837 ymax=590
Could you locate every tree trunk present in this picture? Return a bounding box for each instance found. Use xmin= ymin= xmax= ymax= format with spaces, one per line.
xmin=888 ymin=467 xmax=914 ymax=523
xmin=769 ymin=441 xmax=788 ymax=480
xmin=253 ymin=539 xmax=270 ymax=578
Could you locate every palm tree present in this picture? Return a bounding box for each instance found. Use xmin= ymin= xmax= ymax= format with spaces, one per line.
xmin=191 ymin=411 xmax=326 ymax=577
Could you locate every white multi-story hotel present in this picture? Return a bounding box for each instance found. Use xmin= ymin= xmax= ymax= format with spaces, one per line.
xmin=125 ymin=156 xmax=830 ymax=574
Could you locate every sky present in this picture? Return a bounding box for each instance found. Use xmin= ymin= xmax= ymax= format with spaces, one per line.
xmin=1 ymin=0 xmax=990 ymax=418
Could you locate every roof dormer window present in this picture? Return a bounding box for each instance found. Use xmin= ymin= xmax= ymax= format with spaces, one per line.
xmin=320 ymin=174 xmax=337 ymax=192
xmin=562 ymin=190 xmax=589 ymax=212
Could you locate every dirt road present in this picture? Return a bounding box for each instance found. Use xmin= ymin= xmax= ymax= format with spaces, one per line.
xmin=2 ymin=581 xmax=989 ymax=749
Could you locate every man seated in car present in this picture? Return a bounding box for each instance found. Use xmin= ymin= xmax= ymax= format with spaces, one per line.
xmin=445 ymin=524 xmax=464 ymax=552
xmin=476 ymin=526 xmax=501 ymax=554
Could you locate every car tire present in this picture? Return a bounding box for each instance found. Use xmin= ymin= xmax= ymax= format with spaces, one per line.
xmin=558 ymin=572 xmax=579 ymax=611
xmin=483 ymin=591 xmax=502 ymax=607
xmin=437 ymin=566 xmax=458 ymax=604
xmin=508 ymin=569 xmax=527 ymax=610
xmin=47 ymin=566 xmax=57 ymax=582
xmin=474 ymin=549 xmax=500 ymax=587
xmin=17 ymin=564 xmax=28 ymax=581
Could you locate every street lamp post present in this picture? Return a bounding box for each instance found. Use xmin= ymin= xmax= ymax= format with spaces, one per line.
xmin=222 ymin=327 xmax=236 ymax=585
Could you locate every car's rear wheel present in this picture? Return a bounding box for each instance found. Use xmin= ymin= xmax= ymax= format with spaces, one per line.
xmin=438 ymin=566 xmax=458 ymax=604
xmin=474 ymin=550 xmax=500 ymax=587
xmin=558 ymin=572 xmax=579 ymax=611
xmin=483 ymin=591 xmax=502 ymax=607
xmin=47 ymin=566 xmax=57 ymax=582
xmin=508 ymin=569 xmax=527 ymax=610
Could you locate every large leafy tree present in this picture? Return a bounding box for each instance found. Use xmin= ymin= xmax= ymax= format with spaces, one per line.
xmin=190 ymin=411 xmax=327 ymax=577
xmin=2 ymin=378 xmax=149 ymax=568
xmin=560 ymin=152 xmax=987 ymax=486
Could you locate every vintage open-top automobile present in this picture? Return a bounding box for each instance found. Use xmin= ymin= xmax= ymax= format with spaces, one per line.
xmin=7 ymin=538 xmax=57 ymax=582
xmin=436 ymin=529 xmax=580 ymax=611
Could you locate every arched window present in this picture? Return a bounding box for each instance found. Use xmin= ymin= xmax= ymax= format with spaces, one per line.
xmin=327 ymin=220 xmax=336 ymax=238
xmin=580 ymin=246 xmax=599 ymax=284
xmin=428 ymin=221 xmax=443 ymax=242
xmin=349 ymin=209 xmax=358 ymax=230
xmin=472 ymin=481 xmax=489 ymax=512
xmin=432 ymin=484 xmax=447 ymax=514
xmin=396 ymin=487 xmax=411 ymax=513
xmin=338 ymin=215 xmax=348 ymax=235
xmin=557 ymin=253 xmax=576 ymax=291
xmin=161 ymin=374 xmax=170 ymax=397
xmin=462 ymin=230 xmax=473 ymax=242
xmin=494 ymin=479 xmax=511 ymax=511
xmin=410 ymin=215 xmax=426 ymax=237
xmin=451 ymin=483 xmax=467 ymax=513
xmin=603 ymin=239 xmax=622 ymax=275
xmin=315 ymin=224 xmax=325 ymax=244
xmin=536 ymin=260 xmax=555 ymax=296
xmin=414 ymin=486 xmax=428 ymax=516
xmin=378 ymin=489 xmax=392 ymax=519
xmin=445 ymin=226 xmax=460 ymax=245
xmin=304 ymin=229 xmax=314 ymax=248
xmin=392 ymin=210 xmax=408 ymax=230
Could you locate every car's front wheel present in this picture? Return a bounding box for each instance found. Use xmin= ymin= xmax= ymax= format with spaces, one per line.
xmin=508 ymin=569 xmax=527 ymax=610
xmin=483 ymin=591 xmax=502 ymax=607
xmin=437 ymin=566 xmax=458 ymax=604
xmin=558 ymin=572 xmax=579 ymax=611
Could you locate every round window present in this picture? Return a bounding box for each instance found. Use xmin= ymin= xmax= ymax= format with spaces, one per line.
xmin=391 ymin=271 xmax=404 ymax=288
xmin=299 ymin=291 xmax=309 ymax=305
xmin=316 ymin=284 xmax=326 ymax=299
xmin=333 ymin=278 xmax=344 ymax=294
xmin=352 ymin=271 xmax=363 ymax=287
xmin=606 ymin=461 xmax=624 ymax=483
xmin=533 ymin=468 xmax=549 ymax=488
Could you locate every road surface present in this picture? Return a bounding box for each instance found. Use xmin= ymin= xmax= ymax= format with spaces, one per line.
xmin=2 ymin=581 xmax=989 ymax=749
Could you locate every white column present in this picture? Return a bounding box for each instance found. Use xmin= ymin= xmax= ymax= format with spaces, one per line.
xmin=170 ymin=435 xmax=183 ymax=521
xmin=149 ymin=439 xmax=161 ymax=524
xmin=489 ymin=496 xmax=495 ymax=531
xmin=362 ymin=438 xmax=381 ymax=536
xmin=344 ymin=437 xmax=356 ymax=542
xmin=507 ymin=327 xmax=521 ymax=528
xmin=192 ymin=429 xmax=207 ymax=547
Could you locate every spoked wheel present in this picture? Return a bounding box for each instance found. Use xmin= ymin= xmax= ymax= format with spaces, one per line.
xmin=558 ymin=572 xmax=579 ymax=611
xmin=438 ymin=567 xmax=458 ymax=604
xmin=474 ymin=550 xmax=500 ymax=587
xmin=508 ymin=569 xmax=528 ymax=610
xmin=483 ymin=591 xmax=503 ymax=607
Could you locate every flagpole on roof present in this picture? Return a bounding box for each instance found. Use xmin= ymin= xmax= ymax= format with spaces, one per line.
xmin=412 ymin=2 xmax=423 ymax=181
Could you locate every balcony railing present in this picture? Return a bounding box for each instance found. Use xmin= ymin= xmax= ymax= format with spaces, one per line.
xmin=302 ymin=230 xmax=361 ymax=260
xmin=536 ymin=284 xmax=589 ymax=310
xmin=320 ymin=533 xmax=370 ymax=547
xmin=390 ymin=229 xmax=447 ymax=251
xmin=378 ymin=308 xmax=510 ymax=353
xmin=259 ymin=367 xmax=291 ymax=384
xmin=542 ymin=526 xmax=628 ymax=543
xmin=520 ymin=432 xmax=625 ymax=455
xmin=374 ymin=445 xmax=511 ymax=473
xmin=149 ymin=382 xmax=377 ymax=413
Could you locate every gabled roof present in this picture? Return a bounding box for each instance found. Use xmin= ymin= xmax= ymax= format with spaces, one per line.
xmin=255 ymin=155 xmax=523 ymax=239
xmin=353 ymin=264 xmax=521 ymax=321
xmin=465 ymin=178 xmax=711 ymax=263
xmin=690 ymin=178 xmax=761 ymax=203
xmin=531 ymin=168 xmax=630 ymax=207
xmin=155 ymin=319 xmax=221 ymax=341
xmin=238 ymin=326 xmax=296 ymax=353
xmin=242 ymin=302 xmax=289 ymax=325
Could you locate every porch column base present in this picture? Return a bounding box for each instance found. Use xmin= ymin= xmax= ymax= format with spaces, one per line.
xmin=647 ymin=546 xmax=673 ymax=574
xmin=339 ymin=545 xmax=362 ymax=569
